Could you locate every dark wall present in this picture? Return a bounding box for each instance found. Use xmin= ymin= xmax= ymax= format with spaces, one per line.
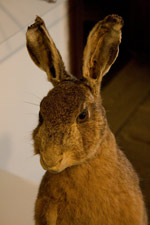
xmin=68 ymin=0 xmax=150 ymax=80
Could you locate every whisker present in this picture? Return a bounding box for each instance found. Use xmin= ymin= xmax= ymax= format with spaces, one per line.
xmin=24 ymin=101 xmax=39 ymax=106
xmin=24 ymin=91 xmax=41 ymax=100
xmin=30 ymin=93 xmax=41 ymax=100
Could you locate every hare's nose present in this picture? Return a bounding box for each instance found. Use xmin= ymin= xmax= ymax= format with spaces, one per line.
xmin=41 ymin=153 xmax=62 ymax=168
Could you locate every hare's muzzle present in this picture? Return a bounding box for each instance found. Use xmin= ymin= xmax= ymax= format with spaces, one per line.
xmin=40 ymin=155 xmax=63 ymax=172
xmin=40 ymin=148 xmax=80 ymax=173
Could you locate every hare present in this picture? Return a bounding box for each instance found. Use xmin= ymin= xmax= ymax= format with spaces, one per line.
xmin=26 ymin=15 xmax=148 ymax=225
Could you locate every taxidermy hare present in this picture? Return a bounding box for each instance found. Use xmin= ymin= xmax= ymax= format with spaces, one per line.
xmin=26 ymin=15 xmax=148 ymax=225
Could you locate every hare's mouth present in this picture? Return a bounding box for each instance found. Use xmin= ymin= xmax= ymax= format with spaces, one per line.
xmin=40 ymin=157 xmax=62 ymax=172
xmin=40 ymin=152 xmax=78 ymax=173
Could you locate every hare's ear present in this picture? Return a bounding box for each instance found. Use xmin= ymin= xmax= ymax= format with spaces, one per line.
xmin=82 ymin=15 xmax=123 ymax=95
xmin=26 ymin=16 xmax=72 ymax=86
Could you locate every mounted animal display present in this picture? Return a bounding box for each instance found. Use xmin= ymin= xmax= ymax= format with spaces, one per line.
xmin=26 ymin=14 xmax=148 ymax=225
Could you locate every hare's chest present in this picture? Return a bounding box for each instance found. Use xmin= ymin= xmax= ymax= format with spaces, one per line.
xmin=36 ymin=168 xmax=118 ymax=225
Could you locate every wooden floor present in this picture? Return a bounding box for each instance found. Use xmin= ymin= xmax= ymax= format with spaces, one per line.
xmin=102 ymin=58 xmax=150 ymax=221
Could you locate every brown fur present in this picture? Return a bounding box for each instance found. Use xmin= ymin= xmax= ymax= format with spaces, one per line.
xmin=26 ymin=15 xmax=148 ymax=225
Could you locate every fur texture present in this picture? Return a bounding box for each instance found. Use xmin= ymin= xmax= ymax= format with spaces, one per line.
xmin=26 ymin=15 xmax=148 ymax=225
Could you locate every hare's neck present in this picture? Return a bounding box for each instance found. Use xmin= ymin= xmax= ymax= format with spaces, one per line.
xmin=65 ymin=126 xmax=118 ymax=177
xmin=90 ymin=125 xmax=118 ymax=166
xmin=99 ymin=126 xmax=117 ymax=154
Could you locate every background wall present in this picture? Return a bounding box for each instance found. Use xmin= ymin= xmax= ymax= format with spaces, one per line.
xmin=0 ymin=1 xmax=149 ymax=224
xmin=0 ymin=0 xmax=70 ymax=184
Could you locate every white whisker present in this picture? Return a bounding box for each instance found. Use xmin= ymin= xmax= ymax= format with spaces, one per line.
xmin=24 ymin=101 xmax=39 ymax=106
xmin=24 ymin=91 xmax=41 ymax=100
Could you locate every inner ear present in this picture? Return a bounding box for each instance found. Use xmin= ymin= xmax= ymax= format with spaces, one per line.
xmin=26 ymin=16 xmax=74 ymax=86
xmin=50 ymin=66 xmax=56 ymax=78
xmin=82 ymin=14 xmax=123 ymax=94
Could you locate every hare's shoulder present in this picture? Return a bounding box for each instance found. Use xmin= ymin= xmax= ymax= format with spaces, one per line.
xmin=116 ymin=148 xmax=140 ymax=186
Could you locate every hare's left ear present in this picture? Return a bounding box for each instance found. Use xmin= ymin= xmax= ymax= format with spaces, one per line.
xmin=26 ymin=16 xmax=72 ymax=86
xmin=82 ymin=15 xmax=123 ymax=95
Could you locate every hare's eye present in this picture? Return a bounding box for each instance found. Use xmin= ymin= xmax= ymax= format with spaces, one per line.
xmin=77 ymin=108 xmax=89 ymax=123
xmin=39 ymin=112 xmax=43 ymax=124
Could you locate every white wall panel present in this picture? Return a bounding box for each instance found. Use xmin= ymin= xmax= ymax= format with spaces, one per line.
xmin=0 ymin=0 xmax=69 ymax=184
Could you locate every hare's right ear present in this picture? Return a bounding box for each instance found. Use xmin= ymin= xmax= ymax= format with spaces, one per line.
xmin=26 ymin=16 xmax=72 ymax=86
xmin=82 ymin=15 xmax=123 ymax=95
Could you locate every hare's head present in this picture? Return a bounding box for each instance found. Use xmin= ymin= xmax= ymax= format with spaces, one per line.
xmin=26 ymin=15 xmax=123 ymax=173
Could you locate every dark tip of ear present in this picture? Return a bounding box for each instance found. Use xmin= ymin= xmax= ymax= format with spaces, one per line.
xmin=104 ymin=14 xmax=124 ymax=28
xmin=50 ymin=66 xmax=56 ymax=78
xmin=27 ymin=16 xmax=44 ymax=30
xmin=35 ymin=16 xmax=44 ymax=25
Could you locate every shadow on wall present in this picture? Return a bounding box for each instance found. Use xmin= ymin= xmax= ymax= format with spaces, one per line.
xmin=0 ymin=134 xmax=12 ymax=169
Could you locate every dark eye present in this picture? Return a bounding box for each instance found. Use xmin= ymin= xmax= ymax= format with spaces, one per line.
xmin=77 ymin=108 xmax=89 ymax=123
xmin=39 ymin=112 xmax=43 ymax=124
